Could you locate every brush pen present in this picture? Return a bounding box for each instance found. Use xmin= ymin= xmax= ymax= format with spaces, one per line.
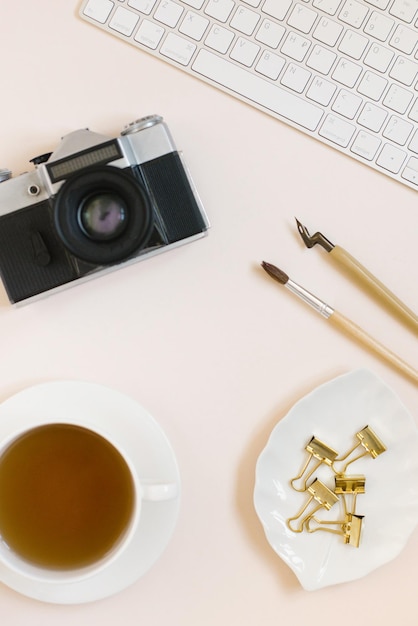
xmin=261 ymin=261 xmax=418 ymax=385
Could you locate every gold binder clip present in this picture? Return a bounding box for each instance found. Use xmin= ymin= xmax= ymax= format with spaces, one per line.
xmin=306 ymin=512 xmax=364 ymax=547
xmin=332 ymin=426 xmax=386 ymax=475
xmin=287 ymin=478 xmax=339 ymax=533
xmin=334 ymin=474 xmax=366 ymax=516
xmin=290 ymin=436 xmax=339 ymax=491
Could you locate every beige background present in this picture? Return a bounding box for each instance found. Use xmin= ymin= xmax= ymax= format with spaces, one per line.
xmin=0 ymin=1 xmax=417 ymax=623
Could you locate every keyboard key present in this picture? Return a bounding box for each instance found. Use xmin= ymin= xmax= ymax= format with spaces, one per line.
xmin=262 ymin=0 xmax=292 ymax=20
xmin=351 ymin=130 xmax=381 ymax=159
xmin=409 ymin=129 xmax=418 ymax=152
xmin=191 ymin=49 xmax=324 ymax=130
xmin=358 ymin=102 xmax=387 ymax=130
xmin=230 ymin=37 xmax=260 ymax=66
xmin=408 ymin=98 xmax=418 ymax=121
xmin=389 ymin=56 xmax=418 ymax=85
xmin=390 ymin=25 xmax=418 ymax=54
xmin=364 ymin=43 xmax=394 ymax=72
xmin=332 ymin=57 xmax=362 ymax=86
xmin=134 ymin=19 xmax=164 ymax=47
xmin=383 ymin=83 xmax=413 ymax=113
xmin=332 ymin=89 xmax=362 ymax=117
xmin=312 ymin=0 xmax=342 ymax=15
xmin=363 ymin=11 xmax=394 ymax=41
xmin=402 ymin=156 xmax=418 ymax=183
xmin=205 ymin=0 xmax=235 ymax=22
xmin=338 ymin=0 xmax=369 ymax=28
xmin=306 ymin=76 xmax=337 ymax=104
xmin=109 ymin=7 xmax=139 ymax=35
xmin=306 ymin=44 xmax=337 ymax=74
xmin=287 ymin=4 xmax=318 ymax=34
xmin=313 ymin=17 xmax=343 ymax=46
xmin=179 ymin=11 xmax=209 ymax=40
xmin=230 ymin=6 xmax=260 ymax=35
xmin=383 ymin=115 xmax=413 ymax=144
xmin=255 ymin=20 xmax=286 ymax=48
xmin=128 ymin=0 xmax=157 ymax=14
xmin=281 ymin=63 xmax=311 ymax=92
xmin=319 ymin=113 xmax=356 ymax=146
xmin=255 ymin=51 xmax=286 ymax=79
xmin=281 ymin=31 xmax=311 ymax=61
xmin=376 ymin=142 xmax=407 ymax=172
xmin=205 ymin=24 xmax=234 ymax=53
xmin=160 ymin=32 xmax=196 ymax=64
xmin=389 ymin=0 xmax=418 ymax=23
xmin=357 ymin=70 xmax=387 ymax=99
xmin=83 ymin=0 xmax=114 ymax=23
xmin=154 ymin=0 xmax=183 ymax=27
xmin=338 ymin=29 xmax=368 ymax=58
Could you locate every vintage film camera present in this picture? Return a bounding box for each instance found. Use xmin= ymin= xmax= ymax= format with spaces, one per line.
xmin=0 ymin=115 xmax=209 ymax=304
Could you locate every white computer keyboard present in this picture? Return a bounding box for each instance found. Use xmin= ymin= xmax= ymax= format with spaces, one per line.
xmin=80 ymin=0 xmax=418 ymax=190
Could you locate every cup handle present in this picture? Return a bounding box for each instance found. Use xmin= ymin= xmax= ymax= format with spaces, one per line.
xmin=140 ymin=479 xmax=178 ymax=501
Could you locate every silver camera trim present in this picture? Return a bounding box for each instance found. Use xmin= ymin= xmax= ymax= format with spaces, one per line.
xmin=0 ymin=115 xmax=182 ymax=212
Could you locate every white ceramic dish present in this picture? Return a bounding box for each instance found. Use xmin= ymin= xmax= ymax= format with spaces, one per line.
xmin=0 ymin=381 xmax=180 ymax=604
xmin=254 ymin=369 xmax=418 ymax=590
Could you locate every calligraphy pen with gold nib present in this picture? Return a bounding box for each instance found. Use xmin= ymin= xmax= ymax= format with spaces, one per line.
xmin=295 ymin=218 xmax=418 ymax=334
xmin=261 ymin=220 xmax=418 ymax=385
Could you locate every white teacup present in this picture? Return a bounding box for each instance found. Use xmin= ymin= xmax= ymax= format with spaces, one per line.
xmin=0 ymin=421 xmax=177 ymax=583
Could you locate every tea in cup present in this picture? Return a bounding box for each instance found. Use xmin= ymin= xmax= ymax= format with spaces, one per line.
xmin=0 ymin=422 xmax=177 ymax=581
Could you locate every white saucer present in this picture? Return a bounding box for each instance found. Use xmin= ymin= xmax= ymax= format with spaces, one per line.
xmin=254 ymin=369 xmax=418 ymax=590
xmin=0 ymin=381 xmax=180 ymax=604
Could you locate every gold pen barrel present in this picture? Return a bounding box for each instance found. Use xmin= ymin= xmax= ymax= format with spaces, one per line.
xmin=330 ymin=246 xmax=418 ymax=334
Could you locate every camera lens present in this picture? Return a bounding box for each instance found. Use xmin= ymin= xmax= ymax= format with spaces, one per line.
xmin=54 ymin=166 xmax=153 ymax=265
xmin=78 ymin=193 xmax=127 ymax=241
